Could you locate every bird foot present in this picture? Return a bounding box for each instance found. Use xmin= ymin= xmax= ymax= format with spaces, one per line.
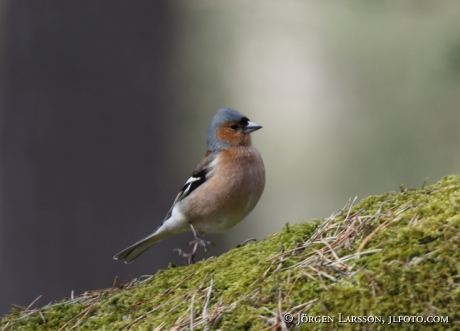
xmin=187 ymin=237 xmax=215 ymax=253
xmin=173 ymin=247 xmax=197 ymax=265
xmin=174 ymin=237 xmax=215 ymax=264
xmin=174 ymin=223 xmax=216 ymax=264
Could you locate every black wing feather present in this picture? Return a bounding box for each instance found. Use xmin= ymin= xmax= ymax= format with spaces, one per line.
xmin=179 ymin=168 xmax=208 ymax=201
xmin=163 ymin=167 xmax=210 ymax=221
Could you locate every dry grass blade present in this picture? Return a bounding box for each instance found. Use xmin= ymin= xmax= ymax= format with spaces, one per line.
xmin=1 ymin=322 xmax=10 ymax=331
xmin=357 ymin=216 xmax=401 ymax=253
xmin=163 ymin=272 xmax=195 ymax=296
xmin=68 ymin=298 xmax=100 ymax=331
xmin=408 ymin=213 xmax=420 ymax=226
xmin=25 ymin=295 xmax=42 ymax=311
xmin=283 ymin=272 xmax=303 ymax=302
xmin=277 ymin=289 xmax=288 ymax=331
xmin=190 ymin=293 xmax=195 ymax=331
xmin=38 ymin=311 xmax=46 ymax=324
xmin=202 ymin=275 xmax=214 ymax=319
xmin=290 ymin=298 xmax=318 ymax=312
xmin=319 ymin=239 xmax=341 ymax=261
xmin=250 ymin=265 xmax=272 ymax=287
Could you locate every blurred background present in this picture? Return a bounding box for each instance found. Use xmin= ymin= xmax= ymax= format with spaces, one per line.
xmin=1 ymin=0 xmax=460 ymax=315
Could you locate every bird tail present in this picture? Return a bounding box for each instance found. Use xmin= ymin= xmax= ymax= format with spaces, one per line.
xmin=113 ymin=232 xmax=162 ymax=264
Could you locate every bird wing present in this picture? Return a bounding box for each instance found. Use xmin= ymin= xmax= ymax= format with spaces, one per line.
xmin=163 ymin=151 xmax=214 ymax=221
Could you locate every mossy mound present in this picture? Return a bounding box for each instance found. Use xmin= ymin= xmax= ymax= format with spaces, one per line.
xmin=1 ymin=175 xmax=459 ymax=330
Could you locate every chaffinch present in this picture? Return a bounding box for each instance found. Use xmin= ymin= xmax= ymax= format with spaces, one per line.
xmin=114 ymin=108 xmax=265 ymax=264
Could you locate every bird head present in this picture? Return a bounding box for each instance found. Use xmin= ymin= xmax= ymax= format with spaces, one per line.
xmin=206 ymin=108 xmax=262 ymax=151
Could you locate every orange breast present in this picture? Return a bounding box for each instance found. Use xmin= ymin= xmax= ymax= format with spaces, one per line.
xmin=179 ymin=146 xmax=265 ymax=234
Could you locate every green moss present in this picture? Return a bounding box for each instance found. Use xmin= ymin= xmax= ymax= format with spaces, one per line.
xmin=2 ymin=175 xmax=460 ymax=330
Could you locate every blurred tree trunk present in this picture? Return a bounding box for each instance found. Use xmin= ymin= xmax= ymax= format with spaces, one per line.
xmin=0 ymin=1 xmax=176 ymax=314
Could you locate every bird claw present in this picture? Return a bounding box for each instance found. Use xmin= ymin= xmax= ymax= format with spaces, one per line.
xmin=173 ymin=248 xmax=196 ymax=265
xmin=174 ymin=223 xmax=215 ymax=264
xmin=173 ymin=238 xmax=203 ymax=264
xmin=173 ymin=248 xmax=183 ymax=255
xmin=187 ymin=238 xmax=215 ymax=252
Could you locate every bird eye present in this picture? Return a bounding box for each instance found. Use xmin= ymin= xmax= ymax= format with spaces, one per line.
xmin=230 ymin=124 xmax=239 ymax=131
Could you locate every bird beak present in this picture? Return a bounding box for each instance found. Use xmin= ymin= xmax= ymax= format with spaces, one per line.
xmin=243 ymin=121 xmax=262 ymax=133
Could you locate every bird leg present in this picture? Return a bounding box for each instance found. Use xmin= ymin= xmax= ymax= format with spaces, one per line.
xmin=174 ymin=223 xmax=214 ymax=264
xmin=187 ymin=223 xmax=215 ymax=252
